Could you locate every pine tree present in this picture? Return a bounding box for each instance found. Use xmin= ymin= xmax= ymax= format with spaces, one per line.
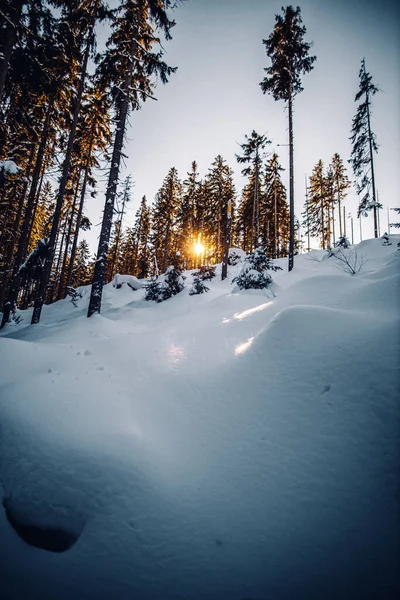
xmin=302 ymin=160 xmax=332 ymax=249
xmin=71 ymin=239 xmax=91 ymax=287
xmin=32 ymin=0 xmax=110 ymax=324
xmin=151 ymin=167 xmax=182 ymax=273
xmin=175 ymin=161 xmax=201 ymax=269
xmin=106 ymin=175 xmax=132 ymax=281
xmin=87 ymin=0 xmax=179 ymax=318
xmin=349 ymin=58 xmax=380 ymax=236
xmin=189 ymin=274 xmax=209 ymax=295
xmin=236 ymin=131 xmax=270 ymax=251
xmin=261 ymin=153 xmax=289 ymax=258
xmin=330 ymin=153 xmax=350 ymax=238
xmin=260 ymin=5 xmax=316 ymax=271
xmin=203 ymin=155 xmax=236 ymax=265
xmin=233 ymin=247 xmax=281 ymax=291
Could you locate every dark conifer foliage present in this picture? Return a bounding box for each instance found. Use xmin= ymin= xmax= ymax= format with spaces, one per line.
xmin=236 ymin=131 xmax=270 ymax=252
xmin=151 ymin=167 xmax=182 ymax=273
xmin=233 ymin=247 xmax=281 ymax=291
xmin=330 ymin=153 xmax=351 ymax=238
xmin=261 ymin=153 xmax=289 ymax=257
xmin=302 ymin=159 xmax=333 ymax=250
xmin=260 ymin=5 xmax=316 ymax=271
xmin=87 ymin=0 xmax=179 ymax=318
xmin=349 ymin=58 xmax=380 ymax=236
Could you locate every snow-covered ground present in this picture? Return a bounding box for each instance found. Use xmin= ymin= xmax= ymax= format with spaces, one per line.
xmin=0 ymin=238 xmax=399 ymax=600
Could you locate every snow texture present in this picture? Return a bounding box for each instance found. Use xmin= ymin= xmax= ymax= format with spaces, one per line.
xmin=0 ymin=237 xmax=399 ymax=600
xmin=0 ymin=159 xmax=20 ymax=175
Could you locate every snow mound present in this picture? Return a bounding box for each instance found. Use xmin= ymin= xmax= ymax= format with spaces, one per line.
xmin=0 ymin=237 xmax=399 ymax=600
xmin=112 ymin=273 xmax=143 ymax=290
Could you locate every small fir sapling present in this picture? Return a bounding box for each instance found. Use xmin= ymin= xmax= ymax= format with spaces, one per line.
xmin=144 ymin=278 xmax=162 ymax=302
xmin=228 ymin=250 xmax=242 ymax=266
xmin=189 ymin=274 xmax=209 ymax=295
xmin=335 ymin=235 xmax=351 ymax=249
xmin=159 ymin=264 xmax=185 ymax=301
xmin=233 ymin=247 xmax=281 ymax=290
xmin=195 ymin=265 xmax=216 ymax=281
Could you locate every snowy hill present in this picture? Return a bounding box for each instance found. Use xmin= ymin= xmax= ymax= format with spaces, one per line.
xmin=0 ymin=238 xmax=399 ymax=600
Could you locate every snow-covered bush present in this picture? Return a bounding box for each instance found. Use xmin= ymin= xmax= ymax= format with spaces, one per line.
xmin=144 ymin=278 xmax=162 ymax=302
xmin=18 ymin=239 xmax=49 ymax=282
xmin=189 ymin=275 xmax=209 ymax=296
xmin=232 ymin=247 xmax=281 ymax=290
xmin=194 ymin=265 xmax=216 ymax=281
xmin=382 ymin=232 xmax=392 ymax=246
xmin=334 ymin=235 xmax=351 ymax=249
xmin=228 ymin=248 xmax=244 ymax=266
xmin=144 ymin=264 xmax=185 ymax=303
xmin=66 ymin=286 xmax=83 ymax=308
xmin=112 ymin=274 xmax=142 ymax=291
xmin=159 ymin=265 xmax=185 ymax=301
xmin=189 ymin=265 xmax=216 ymax=296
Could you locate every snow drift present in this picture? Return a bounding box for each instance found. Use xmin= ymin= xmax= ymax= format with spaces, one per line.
xmin=0 ymin=237 xmax=399 ymax=600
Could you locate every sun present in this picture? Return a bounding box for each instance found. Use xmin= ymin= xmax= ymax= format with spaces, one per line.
xmin=193 ymin=241 xmax=205 ymax=255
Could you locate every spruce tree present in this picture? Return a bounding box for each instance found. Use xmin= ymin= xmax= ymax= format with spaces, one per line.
xmin=71 ymin=239 xmax=91 ymax=287
xmin=87 ymin=0 xmax=179 ymax=318
xmin=233 ymin=247 xmax=281 ymax=291
xmin=330 ymin=153 xmax=350 ymax=238
xmin=236 ymin=131 xmax=270 ymax=251
xmin=176 ymin=161 xmax=201 ymax=268
xmin=349 ymin=58 xmax=380 ymax=237
xmin=260 ymin=5 xmax=316 ymax=271
xmin=262 ymin=153 xmax=289 ymax=257
xmin=302 ymin=160 xmax=332 ymax=249
xmin=32 ymin=0 xmax=109 ymax=324
xmin=151 ymin=167 xmax=182 ymax=273
xmin=203 ymin=155 xmax=236 ymax=265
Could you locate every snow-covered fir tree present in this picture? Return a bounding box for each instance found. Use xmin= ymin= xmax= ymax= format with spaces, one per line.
xmin=233 ymin=247 xmax=281 ymax=290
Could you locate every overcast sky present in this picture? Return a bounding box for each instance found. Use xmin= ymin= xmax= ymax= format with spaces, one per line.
xmin=87 ymin=0 xmax=400 ymax=249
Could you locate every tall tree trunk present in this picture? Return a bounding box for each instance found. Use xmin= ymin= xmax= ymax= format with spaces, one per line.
xmin=321 ymin=185 xmax=325 ymax=250
xmin=366 ymin=90 xmax=378 ymax=238
xmin=57 ymin=170 xmax=82 ymax=299
xmin=109 ymin=183 xmax=128 ymax=279
xmin=0 ymin=0 xmax=23 ymax=100
xmin=221 ymin=200 xmax=232 ymax=280
xmin=254 ymin=158 xmax=259 ymax=249
xmin=87 ymin=74 xmax=131 ymax=318
xmin=1 ymin=98 xmax=54 ymax=327
xmin=31 ymin=36 xmax=91 ymax=324
xmin=288 ymin=91 xmax=295 ymax=271
xmin=274 ymin=178 xmax=278 ymax=258
xmin=65 ymin=138 xmax=93 ymax=294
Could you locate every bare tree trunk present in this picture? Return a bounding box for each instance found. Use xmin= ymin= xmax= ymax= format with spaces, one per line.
xmin=221 ymin=201 xmax=232 ymax=280
xmin=65 ymin=139 xmax=93 ymax=294
xmin=321 ymin=184 xmax=325 ymax=250
xmin=109 ymin=183 xmax=128 ymax=279
xmin=32 ymin=36 xmax=91 ymax=324
xmin=288 ymin=91 xmax=295 ymax=271
xmin=87 ymin=70 xmax=131 ymax=317
xmin=0 ymin=0 xmax=23 ymax=100
xmin=1 ymin=98 xmax=54 ymax=327
xmin=56 ymin=170 xmax=82 ymax=299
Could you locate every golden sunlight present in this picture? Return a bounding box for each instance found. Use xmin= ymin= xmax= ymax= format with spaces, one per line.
xmin=193 ymin=241 xmax=205 ymax=255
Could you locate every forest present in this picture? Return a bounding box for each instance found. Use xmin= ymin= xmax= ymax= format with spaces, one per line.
xmin=0 ymin=1 xmax=387 ymax=325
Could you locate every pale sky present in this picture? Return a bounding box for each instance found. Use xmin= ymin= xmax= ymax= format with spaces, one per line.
xmin=86 ymin=0 xmax=400 ymax=249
